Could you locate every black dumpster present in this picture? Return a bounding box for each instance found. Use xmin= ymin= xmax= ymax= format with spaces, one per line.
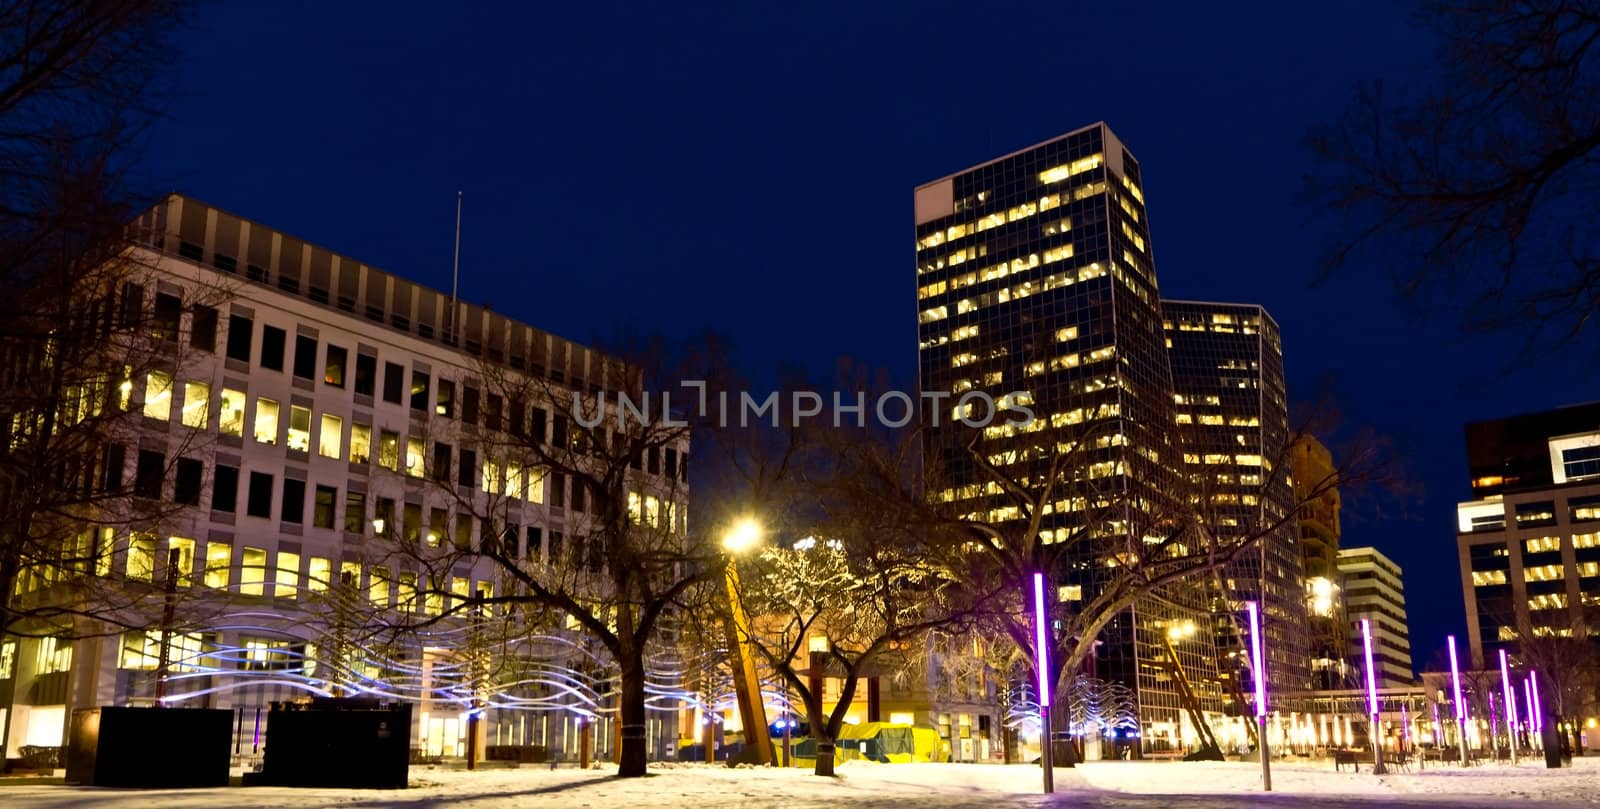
xmin=65 ymin=707 xmax=232 ymax=787
xmin=255 ymin=698 xmax=411 ymax=788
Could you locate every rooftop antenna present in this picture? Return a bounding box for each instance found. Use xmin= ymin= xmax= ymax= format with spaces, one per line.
xmin=448 ymin=191 xmax=462 ymax=343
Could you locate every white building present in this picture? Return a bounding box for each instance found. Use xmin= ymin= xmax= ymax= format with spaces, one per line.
xmin=0 ymin=194 xmax=688 ymax=765
xmin=1336 ymin=547 xmax=1413 ymax=688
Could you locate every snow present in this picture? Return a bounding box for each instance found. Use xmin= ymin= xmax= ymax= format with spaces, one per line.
xmin=0 ymin=756 xmax=1596 ymax=808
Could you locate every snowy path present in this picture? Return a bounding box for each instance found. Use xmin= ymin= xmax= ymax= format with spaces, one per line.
xmin=0 ymin=758 xmax=1596 ymax=808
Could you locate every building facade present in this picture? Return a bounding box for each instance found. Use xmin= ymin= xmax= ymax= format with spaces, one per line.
xmin=1290 ymin=436 xmax=1349 ymax=689
xmin=1162 ymin=301 xmax=1307 ymax=701
xmin=0 ymin=195 xmax=688 ymax=763
xmin=1336 ymin=547 xmax=1412 ymax=688
xmin=914 ymin=122 xmax=1224 ymax=747
xmin=1456 ymin=403 xmax=1600 ymax=669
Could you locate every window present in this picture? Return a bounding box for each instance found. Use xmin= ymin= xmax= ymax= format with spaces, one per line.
xmin=143 ymin=371 xmax=172 ymax=420
xmin=181 ymin=380 xmax=209 ymax=428
xmin=152 ymin=293 xmax=181 ymax=342
xmin=369 ymin=567 xmax=390 ymax=606
xmin=354 ymin=353 xmax=376 ymax=396
xmin=204 ymin=542 xmax=231 ymax=588
xmin=527 ymin=466 xmax=546 ymax=504
xmin=260 ymin=325 xmax=286 ymax=371
xmin=225 ymin=314 xmax=252 ymax=362
xmin=428 ymin=507 xmax=447 ymax=546
xmin=463 ymin=386 xmax=480 ymax=424
xmin=313 ymin=485 xmax=337 ymax=529
xmin=1562 ymin=445 xmax=1600 ymax=482
xmin=120 ymin=282 xmax=143 ymax=326
xmin=378 ymin=429 xmax=400 ymax=471
xmin=275 ymin=551 xmax=300 ymax=599
xmin=324 ymin=345 xmax=347 ymax=387
xmin=397 ymin=572 xmax=417 ymax=613
xmin=382 ymin=361 xmax=403 ymax=404
xmin=350 ymin=424 xmax=372 ymax=464
xmin=121 ymin=630 xmax=203 ymax=671
xmin=191 ymin=305 xmax=218 ymax=352
xmin=403 ymin=503 xmax=422 ymax=544
xmin=219 ymin=388 xmax=246 ymax=436
xmin=174 ymin=458 xmax=203 ymax=505
xmin=1572 ymin=495 xmax=1600 ymax=522
xmin=318 ymin=413 xmax=343 ymax=459
xmin=242 ymin=637 xmax=293 ymax=671
xmin=1516 ymin=501 xmax=1557 ymax=527
xmin=308 ymin=556 xmax=332 ymax=593
xmin=530 ymin=407 xmax=547 ymax=443
xmin=134 ymin=450 xmax=164 ymax=499
xmin=405 ymin=436 xmax=424 ymax=478
xmin=410 ymin=370 xmax=429 ymax=412
xmin=213 ymin=464 xmax=239 ymax=512
xmin=436 ymin=380 xmax=454 ymax=417
xmin=287 ymin=405 xmax=311 ymax=452
xmin=240 ymin=546 xmax=267 ymax=596
xmin=344 ymin=491 xmax=366 ymax=533
xmin=293 ymin=335 xmax=317 ymax=380
xmin=433 ymin=442 xmax=452 ymax=483
xmin=458 ymin=447 xmax=476 ymax=487
xmin=126 ymin=533 xmax=157 ymax=581
xmin=454 ymin=513 xmax=474 ymax=549
xmin=551 ymin=471 xmax=565 ymax=508
xmin=374 ymin=496 xmax=396 ymax=535
xmin=281 ymin=478 xmax=305 ymax=524
xmin=486 ymin=394 xmax=503 ymax=431
xmin=247 ymin=471 xmax=274 ymax=518
xmin=254 ymin=397 xmax=280 ymax=444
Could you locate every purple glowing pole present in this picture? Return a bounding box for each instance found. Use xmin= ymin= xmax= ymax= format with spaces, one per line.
xmin=1033 ymin=572 xmax=1052 ymax=794
xmin=1246 ymin=601 xmax=1271 ymax=791
xmin=1523 ymin=676 xmax=1535 ymax=750
xmin=1499 ymin=649 xmax=1518 ymax=763
xmin=1448 ymin=635 xmax=1468 ymax=765
xmin=1361 ymin=619 xmax=1387 ymax=773
xmin=1530 ymin=670 xmax=1544 ymax=733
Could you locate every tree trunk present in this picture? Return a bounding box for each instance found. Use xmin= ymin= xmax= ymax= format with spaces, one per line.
xmin=616 ymin=651 xmax=649 ymax=777
xmin=814 ymin=739 xmax=836 ymax=776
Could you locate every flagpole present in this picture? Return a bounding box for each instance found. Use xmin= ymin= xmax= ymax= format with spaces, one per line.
xmin=449 ymin=191 xmax=462 ymax=342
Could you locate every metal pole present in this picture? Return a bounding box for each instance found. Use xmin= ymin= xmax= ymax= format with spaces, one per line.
xmin=723 ymin=559 xmax=774 ymax=764
xmin=1033 ymin=572 xmax=1053 ymax=794
xmin=448 ymin=191 xmax=462 ymax=342
xmin=1247 ymin=602 xmax=1270 ymax=791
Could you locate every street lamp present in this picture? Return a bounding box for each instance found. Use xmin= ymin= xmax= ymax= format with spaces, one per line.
xmin=1448 ymin=635 xmax=1468 ymax=765
xmin=720 ymin=518 xmax=774 ymax=765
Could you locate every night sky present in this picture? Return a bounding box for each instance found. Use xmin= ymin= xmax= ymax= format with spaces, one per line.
xmin=138 ymin=2 xmax=1600 ymax=673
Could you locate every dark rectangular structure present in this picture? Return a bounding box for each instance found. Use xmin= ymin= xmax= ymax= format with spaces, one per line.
xmin=65 ymin=707 xmax=232 ymax=787
xmin=257 ymin=698 xmax=411 ymax=789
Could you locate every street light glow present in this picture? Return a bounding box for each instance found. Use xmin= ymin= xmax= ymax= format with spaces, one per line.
xmin=722 ymin=518 xmax=762 ymax=554
xmin=1361 ymin=618 xmax=1378 ymax=717
xmin=1246 ymin=601 xmax=1266 ymax=717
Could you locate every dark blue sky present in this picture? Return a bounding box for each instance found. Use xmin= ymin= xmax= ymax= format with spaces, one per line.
xmin=140 ymin=2 xmax=1600 ymax=671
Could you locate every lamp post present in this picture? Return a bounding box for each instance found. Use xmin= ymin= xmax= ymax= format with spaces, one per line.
xmin=1246 ymin=601 xmax=1271 ymax=791
xmin=1530 ymin=670 xmax=1545 ymax=751
xmin=1498 ymin=649 xmax=1517 ymax=764
xmin=1448 ymin=635 xmax=1468 ymax=765
xmin=721 ymin=518 xmax=774 ymax=765
xmin=1361 ymin=619 xmax=1387 ymax=774
xmin=1032 ymin=571 xmax=1053 ymax=794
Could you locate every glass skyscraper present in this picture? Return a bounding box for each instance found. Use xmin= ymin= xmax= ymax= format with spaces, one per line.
xmin=914 ymin=123 xmax=1222 ymax=745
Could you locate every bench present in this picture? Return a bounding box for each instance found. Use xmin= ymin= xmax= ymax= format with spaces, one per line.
xmin=1333 ymin=749 xmax=1361 ymax=772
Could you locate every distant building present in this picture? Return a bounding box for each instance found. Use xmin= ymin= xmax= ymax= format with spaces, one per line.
xmin=1290 ymin=436 xmax=1349 ymax=689
xmin=1455 ymin=402 xmax=1600 ymax=668
xmin=1337 ymin=547 xmax=1413 ymax=688
xmin=1162 ymin=301 xmax=1306 ymax=698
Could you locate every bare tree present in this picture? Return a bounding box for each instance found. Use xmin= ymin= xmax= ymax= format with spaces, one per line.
xmin=1306 ymin=0 xmax=1600 ymax=351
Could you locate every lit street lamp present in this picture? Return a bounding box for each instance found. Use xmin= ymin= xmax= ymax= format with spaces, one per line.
xmin=721 ymin=518 xmax=774 ymax=765
xmin=1246 ymin=601 xmax=1271 ymax=791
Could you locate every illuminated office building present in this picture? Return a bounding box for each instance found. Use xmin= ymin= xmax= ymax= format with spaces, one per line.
xmin=1456 ymin=403 xmax=1600 ymax=668
xmin=914 ymin=122 xmax=1222 ymax=745
xmin=1163 ymin=302 xmax=1308 ymax=700
xmin=1336 ymin=547 xmax=1412 ymax=688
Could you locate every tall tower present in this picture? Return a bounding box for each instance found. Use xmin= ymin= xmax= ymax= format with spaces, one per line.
xmin=1163 ymin=301 xmax=1308 ymax=700
xmin=915 ymin=123 xmax=1220 ymax=741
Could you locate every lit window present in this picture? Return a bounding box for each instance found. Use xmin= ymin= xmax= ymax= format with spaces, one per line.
xmin=369 ymin=567 xmax=391 ymax=606
xmin=1524 ymin=564 xmax=1564 ymax=582
xmin=482 ymin=459 xmax=502 ymax=494
xmin=287 ymin=405 xmax=311 ymax=452
xmin=919 ymin=306 xmax=948 ymax=324
xmin=143 ymin=372 xmax=172 ymax=421
xmin=378 ymin=430 xmax=400 ymax=472
xmin=167 ymin=537 xmax=195 ymax=586
xmin=1524 ymin=536 xmax=1562 ymax=554
xmin=204 ymin=542 xmax=231 ymax=588
xmin=182 ymin=381 xmax=209 ymax=428
xmin=219 ymin=388 xmax=246 ymax=436
xmin=397 ymin=572 xmax=417 ymax=613
xmin=1575 ymin=532 xmax=1600 ymax=549
xmin=628 ymin=491 xmax=642 ymax=523
xmin=318 ymin=414 xmax=343 ymax=459
xmin=506 ymin=463 xmax=523 ymax=500
xmin=350 ymin=424 xmax=372 ymax=464
xmin=275 ymin=551 xmax=300 ymax=599
xmin=126 ymin=533 xmax=157 ymax=581
xmin=240 ymin=546 xmax=267 ymax=596
xmin=527 ymin=467 xmax=546 ymax=504
xmin=1037 ymin=153 xmax=1104 ymax=184
xmin=405 ymin=437 xmax=424 ymax=478
xmin=253 ymin=397 xmax=280 ymax=445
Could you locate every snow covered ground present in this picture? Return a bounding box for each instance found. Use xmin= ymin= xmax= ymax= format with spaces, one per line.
xmin=0 ymin=756 xmax=1596 ymax=808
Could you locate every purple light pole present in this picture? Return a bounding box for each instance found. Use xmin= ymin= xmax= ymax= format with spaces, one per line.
xmin=1498 ymin=649 xmax=1518 ymax=764
xmin=1530 ymin=670 xmax=1544 ymax=734
xmin=1448 ymin=635 xmax=1468 ymax=765
xmin=1523 ymin=676 xmax=1535 ymax=751
xmin=1033 ymin=572 xmax=1053 ymax=794
xmin=1246 ymin=601 xmax=1271 ymax=791
xmin=1361 ymin=619 xmax=1387 ymax=774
